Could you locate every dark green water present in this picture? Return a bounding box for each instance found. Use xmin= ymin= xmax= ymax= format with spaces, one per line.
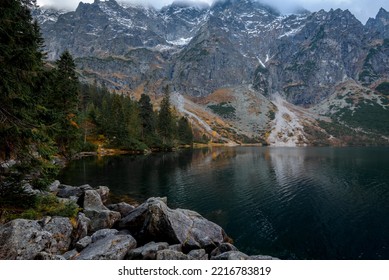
xmin=59 ymin=147 xmax=389 ymax=260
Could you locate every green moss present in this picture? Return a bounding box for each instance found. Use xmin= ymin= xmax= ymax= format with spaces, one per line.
xmin=208 ymin=102 xmax=236 ymax=119
xmin=3 ymin=194 xmax=80 ymax=222
xmin=376 ymin=82 xmax=389 ymax=96
xmin=336 ymin=102 xmax=389 ymax=135
xmin=318 ymin=120 xmax=387 ymax=146
xmin=267 ymin=110 xmax=276 ymax=121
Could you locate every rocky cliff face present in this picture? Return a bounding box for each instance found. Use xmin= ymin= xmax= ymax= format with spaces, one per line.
xmin=34 ymin=0 xmax=389 ymax=146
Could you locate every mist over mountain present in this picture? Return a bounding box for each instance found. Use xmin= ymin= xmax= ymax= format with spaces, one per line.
xmin=33 ymin=0 xmax=389 ymax=146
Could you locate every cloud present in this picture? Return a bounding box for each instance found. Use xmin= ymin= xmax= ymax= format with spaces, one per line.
xmin=260 ymin=0 xmax=389 ymax=23
xmin=36 ymin=0 xmax=389 ymax=23
xmin=37 ymin=0 xmax=212 ymax=10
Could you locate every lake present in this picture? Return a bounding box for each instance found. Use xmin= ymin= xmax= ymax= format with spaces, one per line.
xmin=59 ymin=147 xmax=389 ymax=260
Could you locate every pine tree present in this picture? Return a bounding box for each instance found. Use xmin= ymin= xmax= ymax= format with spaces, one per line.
xmin=138 ymin=94 xmax=156 ymax=145
xmin=157 ymin=86 xmax=176 ymax=146
xmin=178 ymin=117 xmax=194 ymax=145
xmin=51 ymin=50 xmax=81 ymax=157
xmin=0 ymin=0 xmax=58 ymax=206
xmin=0 ymin=0 xmax=45 ymax=160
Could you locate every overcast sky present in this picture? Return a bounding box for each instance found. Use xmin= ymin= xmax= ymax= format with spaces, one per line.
xmin=36 ymin=0 xmax=389 ymax=24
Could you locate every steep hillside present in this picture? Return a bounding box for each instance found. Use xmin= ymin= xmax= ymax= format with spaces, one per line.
xmin=33 ymin=0 xmax=389 ymax=146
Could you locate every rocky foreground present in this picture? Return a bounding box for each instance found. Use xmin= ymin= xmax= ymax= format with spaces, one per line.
xmin=0 ymin=183 xmax=278 ymax=260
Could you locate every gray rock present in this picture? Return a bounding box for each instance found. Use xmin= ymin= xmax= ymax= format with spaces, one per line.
xmin=82 ymin=189 xmax=120 ymax=233
xmin=211 ymin=251 xmax=250 ymax=260
xmin=75 ymin=236 xmax=92 ymax=252
xmin=72 ymin=212 xmax=90 ymax=244
xmin=22 ymin=183 xmax=40 ymax=195
xmin=91 ymin=229 xmax=118 ymax=243
xmin=83 ymin=190 xmax=108 ymax=211
xmin=49 ymin=180 xmax=61 ymax=192
xmin=42 ymin=217 xmax=73 ymax=253
xmin=250 ymin=255 xmax=280 ymax=260
xmin=0 ymin=159 xmax=16 ymax=169
xmin=76 ymin=235 xmax=137 ymax=260
xmin=84 ymin=209 xmax=121 ymax=233
xmin=79 ymin=184 xmax=93 ymax=190
xmin=188 ymin=249 xmax=208 ymax=260
xmin=126 ymin=242 xmax=169 ymax=260
xmin=107 ymin=202 xmax=135 ymax=217
xmin=62 ymin=249 xmax=79 ymax=260
xmin=57 ymin=184 xmax=84 ymax=199
xmin=35 ymin=252 xmax=65 ymax=260
xmin=169 ymin=244 xmax=183 ymax=252
xmin=0 ymin=219 xmax=56 ymax=260
xmin=156 ymin=249 xmax=192 ymax=260
xmin=210 ymin=243 xmax=238 ymax=257
xmin=96 ymin=186 xmax=110 ymax=204
xmin=118 ymin=197 xmax=227 ymax=251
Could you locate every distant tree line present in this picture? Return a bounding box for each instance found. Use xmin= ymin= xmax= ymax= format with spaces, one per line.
xmin=0 ymin=0 xmax=193 ymax=210
xmin=79 ymin=84 xmax=194 ymax=151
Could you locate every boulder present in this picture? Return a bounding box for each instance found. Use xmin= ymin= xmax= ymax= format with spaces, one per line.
xmin=96 ymin=186 xmax=110 ymax=204
xmin=211 ymin=251 xmax=250 ymax=260
xmin=91 ymin=229 xmax=118 ymax=243
xmin=48 ymin=180 xmax=61 ymax=192
xmin=57 ymin=184 xmax=85 ymax=199
xmin=62 ymin=249 xmax=78 ymax=260
xmin=35 ymin=252 xmax=65 ymax=260
xmin=72 ymin=212 xmax=91 ymax=245
xmin=188 ymin=249 xmax=208 ymax=260
xmin=107 ymin=202 xmax=135 ymax=217
xmin=126 ymin=242 xmax=169 ymax=260
xmin=75 ymin=236 xmax=92 ymax=252
xmin=0 ymin=219 xmax=56 ymax=260
xmin=210 ymin=243 xmax=238 ymax=257
xmin=118 ymin=197 xmax=227 ymax=251
xmin=41 ymin=217 xmax=73 ymax=253
xmin=83 ymin=190 xmax=121 ymax=233
xmin=169 ymin=244 xmax=183 ymax=252
xmin=83 ymin=190 xmax=107 ymax=211
xmin=156 ymin=249 xmax=192 ymax=260
xmin=84 ymin=209 xmax=121 ymax=233
xmin=76 ymin=234 xmax=136 ymax=260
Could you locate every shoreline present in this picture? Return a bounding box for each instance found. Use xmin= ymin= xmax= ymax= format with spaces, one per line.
xmin=0 ymin=182 xmax=279 ymax=260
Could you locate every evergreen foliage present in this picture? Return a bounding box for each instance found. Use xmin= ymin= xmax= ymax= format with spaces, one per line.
xmin=78 ymin=84 xmax=193 ymax=151
xmin=0 ymin=0 xmax=193 ymax=211
xmin=0 ymin=0 xmax=57 ymax=200
xmin=376 ymin=82 xmax=389 ymax=96
xmin=157 ymin=87 xmax=176 ymax=147
xmin=138 ymin=94 xmax=158 ymax=146
xmin=0 ymin=0 xmax=85 ymax=209
xmin=51 ymin=50 xmax=81 ymax=158
xmin=178 ymin=117 xmax=194 ymax=145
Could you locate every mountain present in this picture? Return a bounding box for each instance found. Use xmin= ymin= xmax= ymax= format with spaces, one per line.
xmin=34 ymin=0 xmax=389 ymax=146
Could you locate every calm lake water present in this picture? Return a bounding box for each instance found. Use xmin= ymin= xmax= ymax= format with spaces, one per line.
xmin=59 ymin=147 xmax=389 ymax=260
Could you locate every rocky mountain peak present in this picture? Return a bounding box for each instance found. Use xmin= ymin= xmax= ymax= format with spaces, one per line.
xmin=377 ymin=7 xmax=389 ymax=19
xmin=31 ymin=6 xmax=67 ymax=24
xmin=211 ymin=0 xmax=279 ymax=16
xmin=168 ymin=0 xmax=210 ymax=9
xmin=31 ymin=1 xmax=389 ymax=145
xmin=34 ymin=2 xmax=389 ymax=105
xmin=366 ymin=7 xmax=389 ymax=38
